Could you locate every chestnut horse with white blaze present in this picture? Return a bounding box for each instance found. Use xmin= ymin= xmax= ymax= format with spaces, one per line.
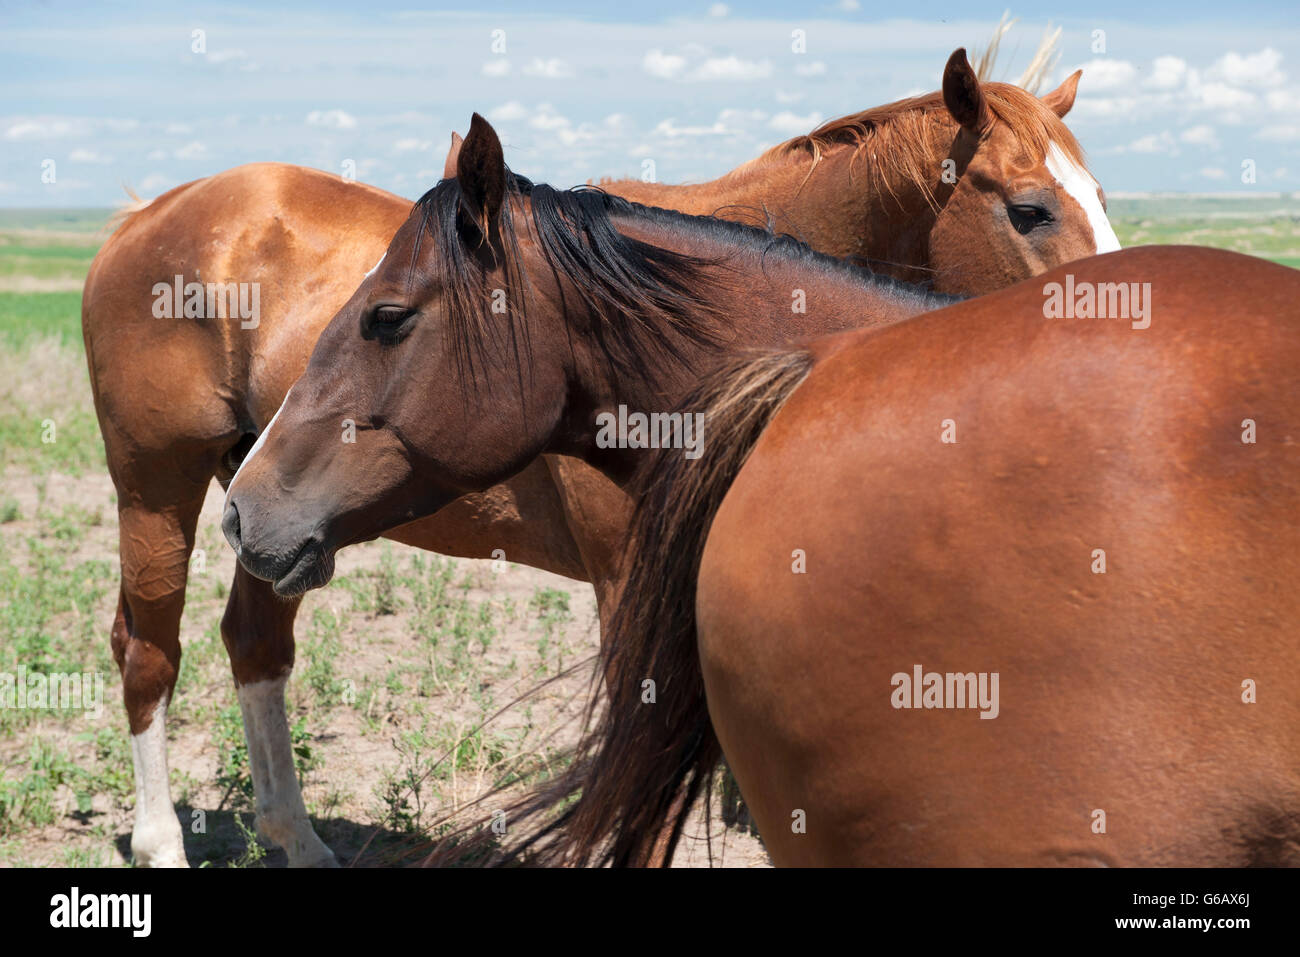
xmin=85 ymin=48 xmax=1113 ymax=866
xmin=224 ymin=129 xmax=1300 ymax=864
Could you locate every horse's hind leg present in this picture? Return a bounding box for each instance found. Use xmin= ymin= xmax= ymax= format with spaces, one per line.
xmin=221 ymin=563 xmax=336 ymax=867
xmin=113 ymin=488 xmax=207 ymax=867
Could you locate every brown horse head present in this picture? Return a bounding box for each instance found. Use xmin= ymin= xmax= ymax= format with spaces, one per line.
xmin=730 ymin=48 xmax=1116 ymax=294
xmin=928 ymin=48 xmax=1116 ymax=293
xmin=222 ymin=114 xmax=729 ymax=595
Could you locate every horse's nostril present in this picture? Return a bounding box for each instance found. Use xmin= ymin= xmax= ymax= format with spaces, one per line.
xmin=221 ymin=501 xmax=243 ymax=554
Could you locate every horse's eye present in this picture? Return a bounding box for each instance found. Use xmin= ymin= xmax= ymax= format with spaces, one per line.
xmin=373 ymin=306 xmax=414 ymax=326
xmin=1007 ymin=203 xmax=1053 ymax=235
xmin=363 ymin=305 xmax=416 ymax=343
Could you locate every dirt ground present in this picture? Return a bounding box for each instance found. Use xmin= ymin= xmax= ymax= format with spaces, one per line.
xmin=0 ymin=462 xmax=771 ymax=868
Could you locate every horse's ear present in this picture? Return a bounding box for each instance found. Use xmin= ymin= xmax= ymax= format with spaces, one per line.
xmin=1040 ymin=70 xmax=1082 ymax=118
xmin=456 ymin=113 xmax=506 ymax=247
xmin=442 ymin=131 xmax=464 ymax=180
xmin=943 ymin=48 xmax=992 ymax=135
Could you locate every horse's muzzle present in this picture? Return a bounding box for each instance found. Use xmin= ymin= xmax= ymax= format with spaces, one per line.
xmin=222 ymin=499 xmax=337 ymax=596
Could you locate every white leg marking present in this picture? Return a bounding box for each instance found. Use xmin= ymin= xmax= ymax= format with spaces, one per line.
xmin=225 ymin=388 xmax=291 ymax=507
xmin=1046 ymin=142 xmax=1121 ymax=254
xmin=130 ymin=698 xmax=188 ymax=867
xmin=237 ymin=676 xmax=338 ymax=867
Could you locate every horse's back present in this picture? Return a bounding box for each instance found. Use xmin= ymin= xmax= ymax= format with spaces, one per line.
xmin=697 ymin=245 xmax=1300 ymax=865
xmin=82 ymin=164 xmax=409 ymax=469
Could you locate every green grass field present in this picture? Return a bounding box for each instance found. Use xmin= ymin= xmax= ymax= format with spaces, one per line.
xmin=1108 ymin=193 xmax=1300 ymax=269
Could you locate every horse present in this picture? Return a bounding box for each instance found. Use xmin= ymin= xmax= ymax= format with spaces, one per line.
xmin=520 ymin=245 xmax=1300 ymax=867
xmin=85 ymin=47 xmax=1112 ymax=866
xmin=221 ymin=125 xmax=1300 ymax=864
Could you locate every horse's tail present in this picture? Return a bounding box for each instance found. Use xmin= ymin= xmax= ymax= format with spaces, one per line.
xmin=495 ymin=347 xmax=814 ymax=866
xmin=102 ymin=184 xmax=151 ymax=236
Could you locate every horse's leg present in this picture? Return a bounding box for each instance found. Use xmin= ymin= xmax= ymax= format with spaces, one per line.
xmin=220 ymin=563 xmax=336 ymax=867
xmin=540 ymin=454 xmax=632 ymax=634
xmin=113 ymin=487 xmax=207 ymax=868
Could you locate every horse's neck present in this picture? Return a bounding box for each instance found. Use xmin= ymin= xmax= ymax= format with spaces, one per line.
xmin=561 ymin=212 xmax=941 ymax=484
xmin=603 ymin=139 xmax=941 ymax=283
xmin=616 ymin=212 xmax=938 ymax=337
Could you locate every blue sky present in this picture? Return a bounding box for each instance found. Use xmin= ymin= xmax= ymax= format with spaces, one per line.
xmin=2 ymin=1 xmax=1298 ymax=206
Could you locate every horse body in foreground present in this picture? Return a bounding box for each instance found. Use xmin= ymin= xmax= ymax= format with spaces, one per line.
xmin=224 ymin=117 xmax=1300 ymax=863
xmin=682 ymin=246 xmax=1300 ymax=865
xmin=86 ymin=50 xmax=1112 ymax=866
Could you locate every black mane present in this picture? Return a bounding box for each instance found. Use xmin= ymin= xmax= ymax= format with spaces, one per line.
xmin=408 ymin=168 xmax=957 ymax=389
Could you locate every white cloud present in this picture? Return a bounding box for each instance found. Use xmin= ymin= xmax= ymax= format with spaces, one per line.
xmin=712 ymin=108 xmax=765 ymax=137
xmin=689 ymin=56 xmax=772 ymax=82
xmin=1179 ymin=124 xmax=1219 ymax=147
xmin=393 ymin=138 xmax=431 ymax=153
xmin=1145 ymin=56 xmax=1188 ymax=90
xmin=769 ymin=111 xmax=823 ymax=135
xmin=1199 ymin=167 xmax=1226 ymax=179
xmin=174 ymin=140 xmax=208 ymax=159
xmin=708 ymin=3 xmax=729 ymax=16
xmin=69 ymin=148 xmax=111 ymax=163
xmin=1073 ymin=59 xmax=1139 ymax=92
xmin=1258 ymin=124 xmax=1300 ymax=141
xmin=306 ymin=110 xmax=357 ymax=130
xmin=139 ymin=173 xmax=175 ymax=192
xmin=481 ymin=59 xmax=511 ymax=78
xmin=1192 ymin=82 xmax=1256 ymax=109
xmin=651 ymin=118 xmax=729 ymax=138
xmin=795 ymin=61 xmax=827 ymax=77
xmin=523 ymin=58 xmax=573 ymax=79
xmin=5 ymin=118 xmax=77 ymax=140
xmin=643 ymin=49 xmax=687 ymax=79
xmin=836 ymin=0 xmax=862 ymax=10
xmin=1265 ymin=88 xmax=1300 ymax=112
xmin=207 ymin=50 xmax=248 ymax=64
xmin=488 ymin=101 xmax=528 ymax=122
xmin=1210 ymin=48 xmax=1285 ymax=88
xmin=1070 ymin=96 xmax=1140 ymax=119
xmin=529 ymin=104 xmax=570 ymax=131
xmin=1127 ymin=131 xmax=1176 ymax=153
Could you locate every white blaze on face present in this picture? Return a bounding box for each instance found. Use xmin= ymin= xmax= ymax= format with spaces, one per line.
xmin=226 ymin=388 xmax=291 ymax=506
xmin=364 ymin=252 xmax=386 ymax=278
xmin=1045 ymin=142 xmax=1121 ymax=254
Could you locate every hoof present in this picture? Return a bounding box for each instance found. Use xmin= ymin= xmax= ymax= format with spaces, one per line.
xmin=131 ymin=828 xmax=190 ymax=868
